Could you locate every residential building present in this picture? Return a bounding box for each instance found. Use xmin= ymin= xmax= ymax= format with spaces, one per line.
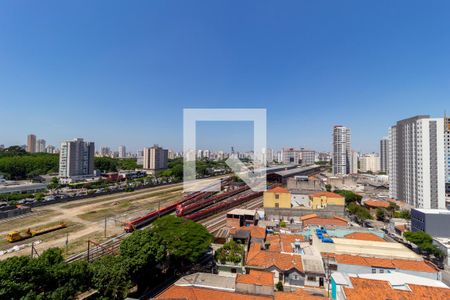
xmin=36 ymin=139 xmax=46 ymax=153
xmin=263 ymin=187 xmax=291 ymax=208
xmin=380 ymin=137 xmax=389 ymax=174
xmin=282 ymin=148 xmax=301 ymax=165
xmin=100 ymin=147 xmax=111 ymax=157
xmin=433 ymin=237 xmax=450 ymax=267
xmin=118 ymin=145 xmax=126 ymax=158
xmin=350 ymin=151 xmax=358 ymax=174
xmin=318 ymin=152 xmax=331 ymax=163
xmin=359 ymin=153 xmax=380 ymax=173
xmin=309 ymin=192 xmax=345 ymax=209
xmin=27 ymin=134 xmax=36 ymax=153
xmin=331 ymin=272 xmax=449 ymax=300
xmin=59 ymin=138 xmax=95 ymax=178
xmin=446 ymin=116 xmax=450 ymax=194
xmin=143 ymin=145 xmax=168 ymax=172
xmin=333 ymin=126 xmax=352 ymax=175
xmin=299 ymin=148 xmax=316 ymax=166
xmin=411 ymin=208 xmax=450 ymax=238
xmin=45 ymin=145 xmax=56 ymax=154
xmin=301 ymin=214 xmax=348 ymax=227
xmin=388 ymin=115 xmax=446 ymax=209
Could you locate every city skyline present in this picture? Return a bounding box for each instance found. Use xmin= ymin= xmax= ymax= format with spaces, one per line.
xmin=2 ymin=1 xmax=450 ymax=152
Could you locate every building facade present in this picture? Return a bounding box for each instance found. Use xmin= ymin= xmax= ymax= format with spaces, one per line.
xmin=299 ymin=148 xmax=316 ymax=166
xmin=36 ymin=139 xmax=46 ymax=153
xmin=445 ymin=117 xmax=450 ymax=195
xmin=388 ymin=116 xmax=446 ymax=209
xmin=332 ymin=126 xmax=352 ymax=175
xmin=282 ymin=148 xmax=301 ymax=165
xmin=118 ymin=145 xmax=126 ymax=158
xmin=411 ymin=208 xmax=450 ymax=238
xmin=263 ymin=187 xmax=291 ymax=208
xmin=27 ymin=134 xmax=36 ymax=153
xmin=359 ymin=153 xmax=380 ymax=173
xmin=59 ymin=138 xmax=95 ymax=178
xmin=380 ymin=137 xmax=389 ymax=174
xmin=143 ymin=145 xmax=168 ymax=171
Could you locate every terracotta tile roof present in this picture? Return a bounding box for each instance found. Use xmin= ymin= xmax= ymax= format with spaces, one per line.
xmin=300 ymin=214 xmax=318 ymax=221
xmin=266 ymin=186 xmax=289 ymax=193
xmin=333 ymin=254 xmax=439 ymax=273
xmin=246 ymin=244 xmax=303 ymax=272
xmin=310 ymin=191 xmax=344 ymax=198
xmin=302 ymin=216 xmax=348 ymax=227
xmin=156 ymin=285 xmax=271 ymax=300
xmin=344 ymin=232 xmax=385 ymax=242
xmin=275 ymin=289 xmax=325 ymax=299
xmin=395 ymin=224 xmax=407 ymax=232
xmin=236 ymin=270 xmax=273 ymax=286
xmin=363 ymin=199 xmax=390 ymax=208
xmin=343 ymin=277 xmax=450 ymax=300
xmin=230 ymin=225 xmax=266 ymax=239
xmin=266 ymin=234 xmax=305 ymax=252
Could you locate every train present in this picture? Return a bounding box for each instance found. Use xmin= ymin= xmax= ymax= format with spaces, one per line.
xmin=184 ymin=189 xmax=263 ymax=221
xmin=5 ymin=222 xmax=67 ymax=243
xmin=175 ymin=185 xmax=249 ymax=217
xmin=123 ymin=177 xmax=232 ymax=232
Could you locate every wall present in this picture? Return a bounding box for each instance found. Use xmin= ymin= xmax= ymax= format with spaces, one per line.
xmin=0 ymin=206 xmax=32 ymax=219
xmin=265 ymin=205 xmax=345 ymax=220
xmin=310 ymin=195 xmax=345 ymax=209
xmin=263 ymin=191 xmax=291 ymax=208
xmin=235 ymin=282 xmax=273 ymax=296
xmin=337 ymin=263 xmax=440 ymax=281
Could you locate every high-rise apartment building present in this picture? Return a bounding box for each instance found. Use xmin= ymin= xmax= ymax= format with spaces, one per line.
xmin=445 ymin=116 xmax=450 ymax=194
xmin=332 ymin=125 xmax=352 ymax=175
xmin=46 ymin=145 xmax=56 ymax=154
xmin=36 ymin=139 xmax=46 ymax=153
xmin=143 ymin=145 xmax=168 ymax=172
xmin=118 ymin=145 xmax=126 ymax=158
xmin=359 ymin=153 xmax=380 ymax=173
xmin=388 ymin=115 xmax=446 ymax=209
xmin=380 ymin=137 xmax=389 ymax=174
xmin=27 ymin=134 xmax=36 ymax=153
xmin=59 ymin=138 xmax=95 ymax=178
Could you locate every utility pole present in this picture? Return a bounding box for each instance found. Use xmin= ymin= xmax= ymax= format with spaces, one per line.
xmin=65 ymin=233 xmax=69 ymax=255
xmin=104 ymin=217 xmax=107 ymax=238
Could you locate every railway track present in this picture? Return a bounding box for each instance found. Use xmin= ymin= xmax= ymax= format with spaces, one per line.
xmin=65 ymin=188 xmax=262 ymax=263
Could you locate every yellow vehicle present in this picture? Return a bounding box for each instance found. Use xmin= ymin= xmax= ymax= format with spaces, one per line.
xmin=5 ymin=223 xmax=67 ymax=243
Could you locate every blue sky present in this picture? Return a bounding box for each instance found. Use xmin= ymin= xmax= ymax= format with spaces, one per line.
xmin=1 ymin=1 xmax=450 ymax=153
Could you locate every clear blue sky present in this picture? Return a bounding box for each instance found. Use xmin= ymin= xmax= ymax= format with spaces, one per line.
xmin=1 ymin=1 xmax=450 ymax=153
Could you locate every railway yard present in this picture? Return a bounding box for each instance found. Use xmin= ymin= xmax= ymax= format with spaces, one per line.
xmin=0 ymin=176 xmax=264 ymax=261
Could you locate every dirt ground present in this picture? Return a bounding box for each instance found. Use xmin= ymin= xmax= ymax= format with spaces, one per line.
xmin=0 ymin=183 xmax=184 ymax=259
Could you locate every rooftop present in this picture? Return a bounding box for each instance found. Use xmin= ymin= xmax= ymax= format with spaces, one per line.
xmin=412 ymin=208 xmax=450 ymax=215
xmin=343 ymin=276 xmax=450 ymax=300
xmin=343 ymin=232 xmax=385 ymax=242
xmin=231 ymin=225 xmax=266 ymax=240
xmin=363 ymin=199 xmax=390 ymax=208
xmin=266 ymin=233 xmax=305 ymax=253
xmin=332 ymin=254 xmax=438 ymax=273
xmin=156 ymin=285 xmax=270 ymax=300
xmin=246 ymin=244 xmax=303 ymax=272
xmin=227 ymin=208 xmax=257 ymax=216
xmin=174 ymin=272 xmax=236 ymax=291
xmin=302 ymin=215 xmax=348 ymax=227
xmin=310 ymin=191 xmax=344 ymax=198
xmin=236 ymin=270 xmax=273 ymax=286
xmin=266 ymin=186 xmax=289 ymax=193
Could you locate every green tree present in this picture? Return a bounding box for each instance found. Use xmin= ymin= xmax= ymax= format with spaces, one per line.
xmin=90 ymin=255 xmax=131 ymax=300
xmin=335 ymin=190 xmax=362 ymax=205
xmin=375 ymin=208 xmax=385 ymax=221
xmin=149 ymin=215 xmax=212 ymax=269
xmin=325 ymin=184 xmax=332 ymax=192
xmin=119 ymin=230 xmax=165 ymax=291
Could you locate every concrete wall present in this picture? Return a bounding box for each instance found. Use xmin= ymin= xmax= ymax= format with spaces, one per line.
xmin=235 ymin=282 xmax=273 ymax=296
xmin=265 ymin=205 xmax=345 ymax=220
xmin=337 ymin=263 xmax=440 ymax=281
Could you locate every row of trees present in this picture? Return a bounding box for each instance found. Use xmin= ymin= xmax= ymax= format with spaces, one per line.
xmin=0 ymin=216 xmax=212 ymax=299
xmin=403 ymin=231 xmax=444 ymax=258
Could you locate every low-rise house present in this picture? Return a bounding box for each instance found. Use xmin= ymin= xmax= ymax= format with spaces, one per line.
xmin=236 ymin=270 xmax=274 ymax=296
xmin=309 ymin=192 xmax=345 ymax=209
xmin=331 ymin=271 xmax=449 ymax=300
xmin=324 ymin=253 xmax=441 ymax=281
xmin=263 ymin=187 xmax=291 ymax=209
xmin=362 ymin=199 xmax=390 ymax=210
xmin=342 ymin=232 xmax=384 ymax=242
xmin=387 ymin=218 xmax=409 ymax=237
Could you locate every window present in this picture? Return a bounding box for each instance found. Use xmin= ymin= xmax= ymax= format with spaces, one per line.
xmin=275 ymin=203 xmax=279 ymax=208
xmin=307 ymin=276 xmax=316 ymax=281
xmin=380 ymin=269 xmax=384 ymax=273
xmin=231 ymin=268 xmax=236 ymax=273
xmin=275 ymin=194 xmax=279 ymax=199
xmin=372 ymin=268 xmax=376 ymax=273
